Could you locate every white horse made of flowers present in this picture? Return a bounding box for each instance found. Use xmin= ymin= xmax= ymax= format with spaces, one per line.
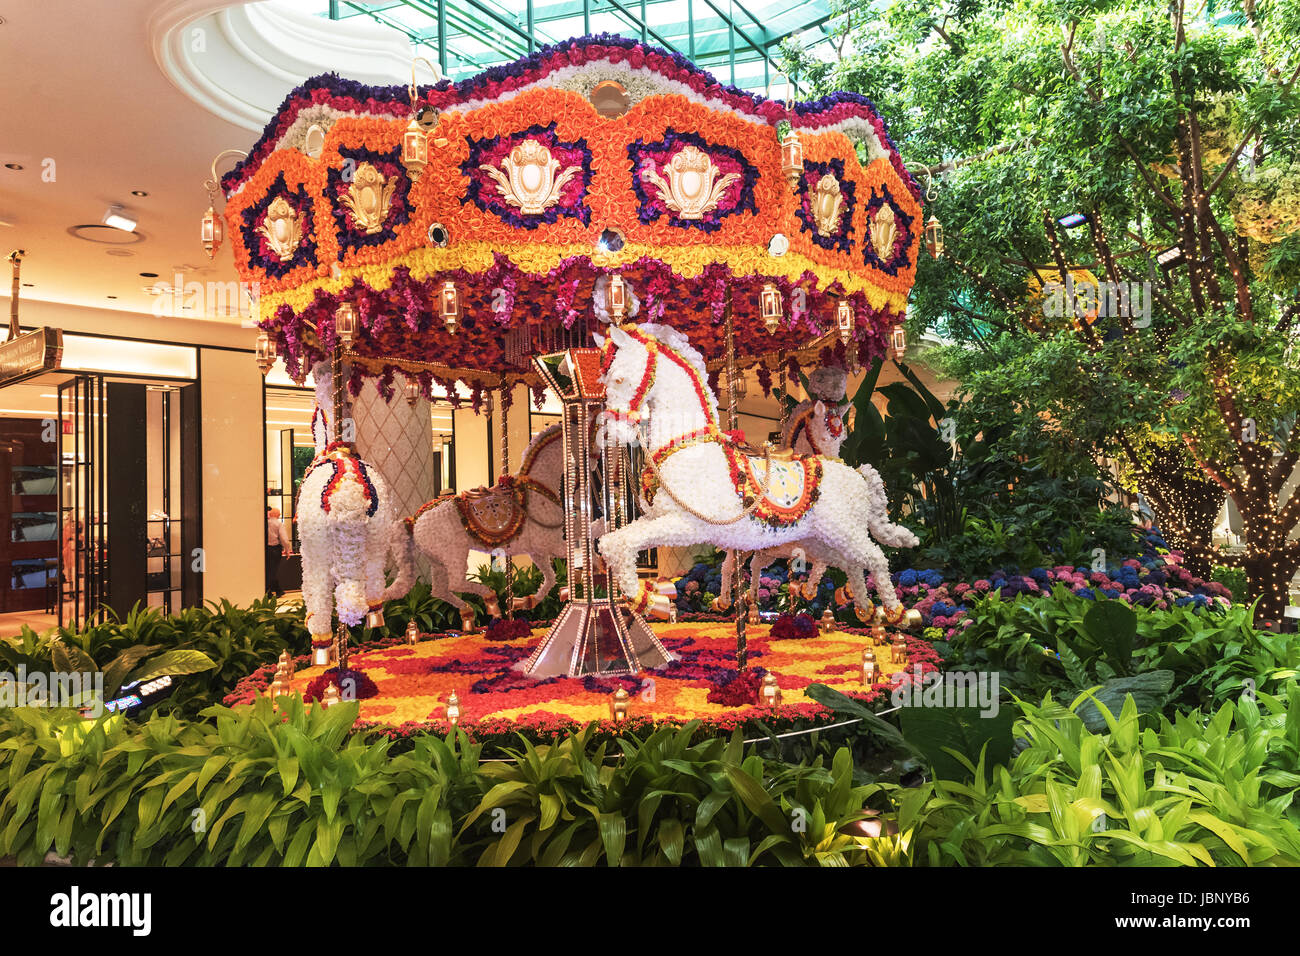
xmin=296 ymin=438 xmax=400 ymax=665
xmin=387 ymin=423 xmax=566 ymax=629
xmin=596 ymin=322 xmax=916 ymax=624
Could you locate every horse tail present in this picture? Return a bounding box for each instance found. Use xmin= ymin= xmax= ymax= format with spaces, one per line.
xmin=382 ymin=517 xmax=417 ymax=602
xmin=856 ymin=463 xmax=920 ymax=548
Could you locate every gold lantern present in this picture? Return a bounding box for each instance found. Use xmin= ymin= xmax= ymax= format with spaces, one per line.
xmin=401 ymin=117 xmax=429 ymax=181
xmin=730 ymin=368 xmax=747 ymax=401
xmin=405 ymin=619 xmax=420 ymax=644
xmin=890 ymin=324 xmax=907 ymax=360
xmin=609 ymin=686 xmax=630 ymax=723
xmin=871 ymin=623 xmax=888 ymax=646
xmin=861 ymin=649 xmax=880 ymax=685
xmin=608 ymin=273 xmax=626 ymax=320
xmin=404 ymin=374 xmax=420 ymax=407
xmin=760 ymin=282 xmax=782 ymax=333
xmin=445 ymin=690 xmax=462 ymax=726
xmin=746 ymin=592 xmax=760 ymax=624
xmin=336 ymin=301 xmax=359 ymax=347
xmin=366 ymin=607 xmax=385 ymax=629
xmin=780 ymin=131 xmax=803 ymax=189
xmin=891 ymin=638 xmax=907 ymax=664
xmin=820 ymin=607 xmax=835 ymax=633
xmin=321 ymin=682 xmax=341 ymax=708
xmin=924 ymin=215 xmax=944 ymax=259
xmin=201 ymin=206 xmax=223 ymax=259
xmin=255 ymin=330 xmax=276 ymax=375
xmin=760 ymin=672 xmax=783 ymax=708
xmin=440 ymin=280 xmax=461 ymax=334
xmin=836 ymin=300 xmax=854 ymax=345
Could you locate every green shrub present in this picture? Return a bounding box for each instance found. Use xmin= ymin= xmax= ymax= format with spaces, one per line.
xmin=866 ymin=690 xmax=1300 ymax=866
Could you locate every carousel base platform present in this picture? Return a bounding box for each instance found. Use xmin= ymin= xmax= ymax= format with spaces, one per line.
xmin=268 ymin=621 xmax=934 ymax=739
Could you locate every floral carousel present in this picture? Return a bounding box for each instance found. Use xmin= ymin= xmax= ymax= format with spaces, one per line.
xmin=214 ymin=35 xmax=931 ymax=735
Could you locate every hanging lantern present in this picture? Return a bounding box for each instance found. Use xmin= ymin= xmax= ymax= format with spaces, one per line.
xmin=254 ymin=330 xmax=276 ymax=375
xmin=924 ymin=215 xmax=944 ymax=259
xmin=836 ymin=300 xmax=854 ymax=345
xmin=201 ymin=205 xmax=223 ymax=259
xmin=405 ymin=374 xmax=421 ymax=407
xmin=890 ymin=324 xmax=907 ymax=360
xmin=760 ymin=283 xmax=782 ymax=333
xmin=608 ymin=273 xmax=626 ymax=320
xmin=401 ymin=117 xmax=429 ymax=181
xmin=780 ymin=130 xmax=803 ymax=189
xmin=440 ymin=280 xmax=460 ymax=334
xmin=609 ymin=686 xmax=630 ymax=723
xmin=730 ymin=368 xmax=747 ymax=400
xmin=335 ymin=301 xmax=358 ymax=347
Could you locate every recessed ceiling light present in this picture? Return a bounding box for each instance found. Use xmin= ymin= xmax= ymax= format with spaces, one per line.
xmin=4 ymin=163 xmax=22 ymax=171
xmin=22 ymin=283 xmax=33 ymax=288
xmin=130 ymin=190 xmax=149 ymax=198
xmin=68 ymin=224 xmax=142 ymax=245
xmin=106 ymin=249 xmax=135 ymax=257
xmin=102 ymin=204 xmax=137 ymax=232
xmin=107 ymin=295 xmax=117 ymax=300
xmin=139 ymin=271 xmax=159 ymax=278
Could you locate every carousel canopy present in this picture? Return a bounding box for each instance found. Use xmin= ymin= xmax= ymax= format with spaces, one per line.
xmin=226 ymin=35 xmax=921 ymax=395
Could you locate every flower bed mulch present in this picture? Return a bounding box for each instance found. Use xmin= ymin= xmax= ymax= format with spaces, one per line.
xmin=238 ymin=621 xmax=936 ymax=738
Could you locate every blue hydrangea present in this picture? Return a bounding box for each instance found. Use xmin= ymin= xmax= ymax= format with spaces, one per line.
xmin=898 ymin=569 xmax=919 ymax=587
xmin=1074 ymin=587 xmax=1096 ymax=600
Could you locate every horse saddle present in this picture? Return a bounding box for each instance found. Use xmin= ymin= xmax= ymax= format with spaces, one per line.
xmin=454 ymin=484 xmax=527 ymax=547
xmin=736 ymin=453 xmax=823 ymax=526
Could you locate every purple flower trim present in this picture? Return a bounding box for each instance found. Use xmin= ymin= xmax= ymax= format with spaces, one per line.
xmin=861 ymin=184 xmax=916 ymax=277
xmin=326 ymin=144 xmax=413 ymax=259
xmin=628 ymin=129 xmax=759 ymax=232
xmin=793 ymin=158 xmax=856 ymax=254
xmin=461 ymin=122 xmax=593 ymax=228
xmin=239 ymin=172 xmax=319 ymax=279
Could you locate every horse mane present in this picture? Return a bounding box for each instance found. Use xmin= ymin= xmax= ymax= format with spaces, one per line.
xmin=637 ymin=322 xmax=719 ymax=419
xmin=519 ymin=422 xmax=563 ymax=475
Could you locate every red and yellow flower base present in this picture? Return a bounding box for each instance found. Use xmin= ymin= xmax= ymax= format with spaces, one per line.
xmin=254 ymin=620 xmax=935 ymax=737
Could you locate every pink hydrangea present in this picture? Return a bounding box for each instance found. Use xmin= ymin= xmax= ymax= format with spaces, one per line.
xmin=973 ymin=580 xmax=992 ymax=592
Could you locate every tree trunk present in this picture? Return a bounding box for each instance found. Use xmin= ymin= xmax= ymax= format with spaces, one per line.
xmin=1130 ymin=447 xmax=1224 ymax=578
xmin=1243 ymin=552 xmax=1297 ymax=625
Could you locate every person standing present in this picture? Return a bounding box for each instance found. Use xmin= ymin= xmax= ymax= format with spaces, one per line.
xmin=266 ymin=507 xmax=292 ymax=596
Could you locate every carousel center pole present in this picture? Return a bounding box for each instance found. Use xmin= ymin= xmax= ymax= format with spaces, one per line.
xmin=499 ymin=376 xmax=514 ymax=620
xmin=332 ymin=341 xmax=351 ymax=675
xmin=725 ymin=291 xmax=748 ymax=671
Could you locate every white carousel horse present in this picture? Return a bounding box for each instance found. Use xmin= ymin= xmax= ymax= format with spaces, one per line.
xmin=594 ymin=322 xmax=918 ymax=624
xmin=388 ymin=423 xmax=566 ymax=630
xmin=296 ymin=395 xmax=412 ymax=664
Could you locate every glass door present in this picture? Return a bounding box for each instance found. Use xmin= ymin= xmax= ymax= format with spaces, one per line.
xmin=58 ymin=375 xmax=106 ymax=629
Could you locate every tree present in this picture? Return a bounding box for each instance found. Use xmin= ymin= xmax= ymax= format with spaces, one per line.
xmin=783 ymin=0 xmax=1300 ymax=618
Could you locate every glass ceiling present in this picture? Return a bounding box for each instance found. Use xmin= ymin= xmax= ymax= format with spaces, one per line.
xmin=308 ymin=0 xmax=837 ymax=92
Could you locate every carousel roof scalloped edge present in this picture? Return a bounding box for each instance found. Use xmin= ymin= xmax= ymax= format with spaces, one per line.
xmin=221 ymin=33 xmax=920 ymax=202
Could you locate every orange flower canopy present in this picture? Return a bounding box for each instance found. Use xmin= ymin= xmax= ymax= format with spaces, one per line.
xmin=224 ymin=37 xmax=921 ymax=393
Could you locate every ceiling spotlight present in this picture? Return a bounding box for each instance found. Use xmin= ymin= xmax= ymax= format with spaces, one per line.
xmin=3 ymin=163 xmax=22 ymax=171
xmin=102 ymin=204 xmax=137 ymax=233
xmin=1057 ymin=212 xmax=1089 ymax=230
xmin=131 ymin=190 xmax=149 ymax=198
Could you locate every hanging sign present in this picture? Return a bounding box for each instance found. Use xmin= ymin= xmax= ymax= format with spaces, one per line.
xmin=0 ymin=327 xmax=62 ymax=386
